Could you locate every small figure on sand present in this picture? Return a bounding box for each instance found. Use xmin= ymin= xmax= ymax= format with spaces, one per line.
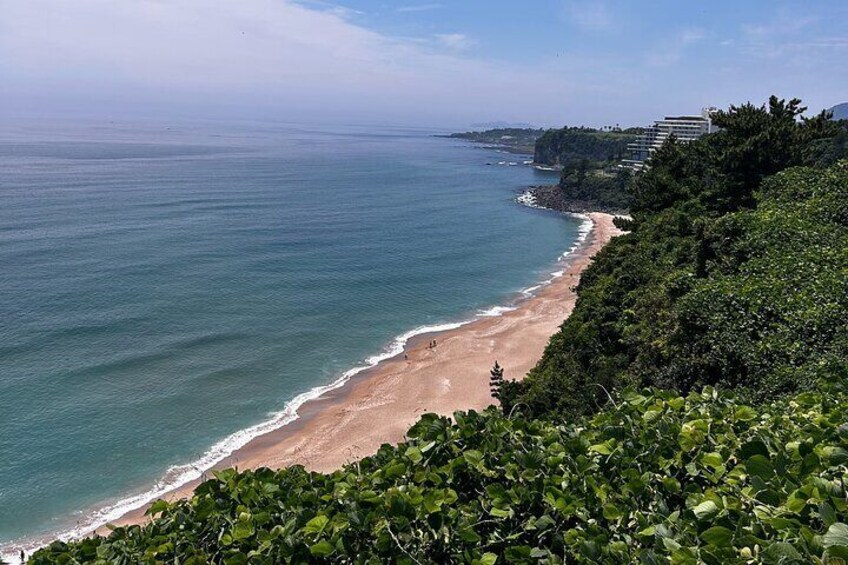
xmin=428 ymin=339 xmax=437 ymax=349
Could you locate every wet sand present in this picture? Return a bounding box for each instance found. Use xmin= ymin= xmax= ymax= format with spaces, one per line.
xmin=106 ymin=212 xmax=623 ymax=528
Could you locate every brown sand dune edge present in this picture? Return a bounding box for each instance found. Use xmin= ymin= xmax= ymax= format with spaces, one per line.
xmin=102 ymin=211 xmax=623 ymax=530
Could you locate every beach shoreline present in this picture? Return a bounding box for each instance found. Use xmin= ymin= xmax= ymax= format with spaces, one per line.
xmin=104 ymin=211 xmax=622 ymax=527
xmin=8 ymin=210 xmax=623 ymax=558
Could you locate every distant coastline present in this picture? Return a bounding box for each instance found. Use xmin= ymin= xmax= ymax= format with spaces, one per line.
xmin=436 ymin=129 xmax=541 ymax=156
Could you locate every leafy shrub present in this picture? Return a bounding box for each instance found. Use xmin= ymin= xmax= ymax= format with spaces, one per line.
xmin=31 ymin=382 xmax=848 ymax=564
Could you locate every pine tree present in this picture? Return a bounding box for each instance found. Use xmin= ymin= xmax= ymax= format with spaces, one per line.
xmin=489 ymin=361 xmax=504 ymax=401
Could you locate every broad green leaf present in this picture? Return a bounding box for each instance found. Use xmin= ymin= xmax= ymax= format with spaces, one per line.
xmin=822 ymin=523 xmax=848 ymax=549
xmin=692 ymin=500 xmax=719 ymax=520
xmin=589 ymin=442 xmax=613 ymax=455
xmin=820 ymin=502 xmax=837 ymax=527
xmin=303 ymin=515 xmax=330 ymax=535
xmin=463 ymin=450 xmax=484 ymax=465
xmin=146 ymin=499 xmax=169 ymax=516
xmin=638 ymin=525 xmax=656 ymax=537
xmin=701 ymin=452 xmax=724 ymax=469
xmin=740 ymin=440 xmax=769 ymax=459
xmin=746 ymin=454 xmax=775 ymax=479
xmin=224 ymin=552 xmax=247 ymax=565
xmin=477 ymin=553 xmax=498 ymax=565
xmin=309 ymin=540 xmax=335 ymax=557
xmin=734 ymin=406 xmax=757 ymax=421
xmin=602 ymin=504 xmax=622 ymax=521
xmin=763 ymin=542 xmax=803 ymax=562
xmin=700 ymin=526 xmax=732 ymax=546
xmin=232 ymin=520 xmax=255 ymax=541
xmin=406 ymin=446 xmax=423 ymax=464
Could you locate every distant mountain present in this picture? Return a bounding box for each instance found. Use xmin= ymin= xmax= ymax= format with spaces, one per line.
xmin=469 ymin=121 xmax=535 ymax=130
xmin=829 ymin=103 xmax=848 ymax=120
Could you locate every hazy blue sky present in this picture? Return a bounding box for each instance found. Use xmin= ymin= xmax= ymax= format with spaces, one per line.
xmin=1 ymin=0 xmax=846 ymax=128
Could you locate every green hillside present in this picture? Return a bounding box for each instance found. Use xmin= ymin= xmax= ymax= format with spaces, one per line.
xmin=533 ymin=127 xmax=640 ymax=168
xmin=508 ymin=97 xmax=847 ymax=420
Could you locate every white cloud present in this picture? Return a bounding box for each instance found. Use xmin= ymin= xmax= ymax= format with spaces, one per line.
xmin=396 ymin=4 xmax=442 ymax=13
xmin=560 ymin=1 xmax=616 ymax=32
xmin=0 ymin=0 xmax=597 ymax=125
xmin=645 ymin=28 xmax=706 ymax=67
xmin=742 ymin=14 xmax=819 ymax=41
xmin=434 ymin=33 xmax=474 ymax=51
xmin=739 ymin=12 xmax=847 ymax=60
xmin=2 ymin=0 xmax=841 ymax=127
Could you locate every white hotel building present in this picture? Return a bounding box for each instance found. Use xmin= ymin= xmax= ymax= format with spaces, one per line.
xmin=623 ymin=107 xmax=718 ymax=169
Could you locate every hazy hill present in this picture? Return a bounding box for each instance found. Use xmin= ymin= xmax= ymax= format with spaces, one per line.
xmin=830 ymin=102 xmax=848 ymax=120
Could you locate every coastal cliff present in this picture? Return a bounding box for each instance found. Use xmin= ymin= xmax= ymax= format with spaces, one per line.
xmin=532 ymin=127 xmax=640 ymax=167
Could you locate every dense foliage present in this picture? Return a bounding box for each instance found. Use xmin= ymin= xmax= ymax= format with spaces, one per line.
xmin=533 ymin=128 xmax=637 ymax=168
xmin=556 ymin=162 xmax=633 ymax=211
xmin=31 ymin=383 xmax=848 ymax=564
xmin=805 ymin=120 xmax=848 ymax=167
xmin=508 ymin=97 xmax=848 ymax=419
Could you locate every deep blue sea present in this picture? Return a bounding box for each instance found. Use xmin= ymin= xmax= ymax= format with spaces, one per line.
xmin=0 ymin=119 xmax=577 ymax=551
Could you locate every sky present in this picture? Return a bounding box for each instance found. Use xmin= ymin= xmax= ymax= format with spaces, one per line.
xmin=1 ymin=0 xmax=846 ymax=128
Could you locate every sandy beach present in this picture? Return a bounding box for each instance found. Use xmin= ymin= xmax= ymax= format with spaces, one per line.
xmin=104 ymin=211 xmax=622 ymax=529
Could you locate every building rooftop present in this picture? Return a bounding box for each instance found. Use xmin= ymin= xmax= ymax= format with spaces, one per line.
xmin=663 ymin=116 xmax=708 ymax=121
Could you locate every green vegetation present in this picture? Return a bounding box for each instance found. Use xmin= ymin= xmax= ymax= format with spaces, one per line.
xmin=532 ymin=126 xmax=641 ymax=213
xmin=805 ymin=120 xmax=848 ymax=167
xmin=507 ymin=97 xmax=847 ymax=419
xmin=30 ymin=384 xmax=848 ymax=564
xmin=30 ymin=97 xmax=848 ymax=563
xmin=445 ymin=125 xmax=641 ymax=167
xmin=557 ymin=162 xmax=633 ymax=212
xmin=533 ymin=127 xmax=640 ymax=168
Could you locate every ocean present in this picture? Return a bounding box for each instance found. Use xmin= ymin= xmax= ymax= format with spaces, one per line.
xmin=0 ymin=119 xmax=580 ymax=551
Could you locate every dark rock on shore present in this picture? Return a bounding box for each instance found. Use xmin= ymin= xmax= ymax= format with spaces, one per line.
xmin=528 ymin=184 xmax=629 ymax=215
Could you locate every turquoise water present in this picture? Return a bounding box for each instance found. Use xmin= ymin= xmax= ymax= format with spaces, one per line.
xmin=0 ymin=120 xmax=575 ymax=549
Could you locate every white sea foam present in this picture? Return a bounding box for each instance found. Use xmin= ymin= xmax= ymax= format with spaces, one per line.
xmin=477 ymin=305 xmax=518 ymax=317
xmin=515 ymin=190 xmax=539 ymax=208
xmin=4 ymin=201 xmax=596 ymax=562
xmin=520 ymin=284 xmax=542 ymax=297
xmin=515 ymin=190 xmax=593 ymax=284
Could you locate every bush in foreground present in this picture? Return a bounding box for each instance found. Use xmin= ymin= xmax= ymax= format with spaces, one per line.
xmin=32 ymin=381 xmax=848 ymax=564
